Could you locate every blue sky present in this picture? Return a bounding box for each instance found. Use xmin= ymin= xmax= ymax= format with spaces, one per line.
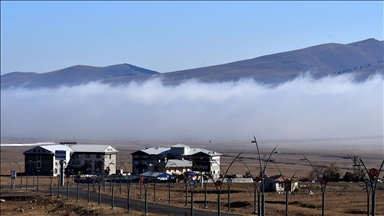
xmin=1 ymin=1 xmax=383 ymax=75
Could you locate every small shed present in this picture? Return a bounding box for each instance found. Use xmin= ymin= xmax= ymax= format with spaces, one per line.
xmin=264 ymin=175 xmax=298 ymax=193
xmin=165 ymin=159 xmax=193 ymax=175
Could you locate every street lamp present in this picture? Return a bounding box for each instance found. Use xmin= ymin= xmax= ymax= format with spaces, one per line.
xmin=142 ymin=177 xmax=149 ymax=216
xmin=76 ymin=172 xmax=80 ymax=202
xmin=165 ymin=160 xmax=184 ymax=205
xmin=302 ymin=156 xmax=327 ymax=216
xmin=49 ymin=170 xmax=53 ymax=196
xmin=122 ymin=161 xmax=140 ymax=213
xmin=66 ymin=172 xmax=71 ymax=200
xmin=359 ymin=159 xmax=384 ymax=216
xmin=36 ymin=169 xmax=40 ymax=191
xmin=237 ymin=157 xmax=259 ymax=215
xmin=105 ymin=162 xmax=117 ymax=210
xmin=252 ymin=136 xmax=278 ymax=216
xmin=284 ymin=173 xmax=296 ymax=216
xmin=141 ymin=160 xmax=162 ymax=202
xmin=189 ymin=178 xmax=196 ymax=216
xmin=9 ymin=163 xmax=14 ymax=189
xmin=346 ymin=153 xmax=373 ymax=215
xmin=208 ymin=152 xmax=243 ymax=216
xmin=227 ymin=178 xmax=232 ymax=212
xmin=15 ymin=162 xmax=23 ymax=188
xmin=204 ymin=174 xmax=209 ymax=209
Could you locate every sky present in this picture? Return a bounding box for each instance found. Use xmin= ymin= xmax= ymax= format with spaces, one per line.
xmin=1 ymin=1 xmax=383 ymax=149
xmin=1 ymin=1 xmax=383 ymax=75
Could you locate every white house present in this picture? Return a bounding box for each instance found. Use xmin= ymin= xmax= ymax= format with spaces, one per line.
xmin=264 ymin=175 xmax=298 ymax=193
xmin=24 ymin=142 xmax=119 ymax=176
xmin=66 ymin=144 xmax=119 ymax=175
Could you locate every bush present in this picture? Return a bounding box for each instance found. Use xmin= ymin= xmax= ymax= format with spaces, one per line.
xmin=323 ymin=162 xmax=341 ymax=182
xmin=343 ymin=172 xmax=354 ymax=182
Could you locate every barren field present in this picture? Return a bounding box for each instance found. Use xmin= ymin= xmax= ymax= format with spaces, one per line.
xmin=1 ymin=137 xmax=383 ymax=215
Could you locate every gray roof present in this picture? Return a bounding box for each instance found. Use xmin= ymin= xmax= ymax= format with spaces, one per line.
xmin=24 ymin=144 xmax=73 ymax=154
xmin=69 ymin=144 xmax=119 ymax=153
xmin=136 ymin=144 xmax=221 ymax=157
xmin=43 ymin=144 xmax=74 ymax=153
xmin=165 ymin=159 xmax=193 ymax=168
xmin=140 ymin=147 xmax=170 ymax=155
xmin=193 ymin=148 xmax=222 ymax=156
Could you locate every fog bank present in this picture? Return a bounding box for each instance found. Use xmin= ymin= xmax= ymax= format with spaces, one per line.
xmin=1 ymin=73 xmax=383 ymax=144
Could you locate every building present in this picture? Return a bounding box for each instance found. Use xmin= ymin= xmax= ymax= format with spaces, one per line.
xmin=66 ymin=144 xmax=119 ymax=175
xmin=23 ymin=144 xmax=73 ymax=176
xmin=131 ymin=144 xmax=222 ymax=178
xmin=165 ymin=159 xmax=193 ymax=175
xmin=23 ymin=142 xmax=119 ymax=176
xmin=264 ymin=175 xmax=298 ymax=193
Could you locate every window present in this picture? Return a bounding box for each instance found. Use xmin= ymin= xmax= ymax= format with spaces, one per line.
xmin=37 ymin=162 xmax=41 ymax=168
xmin=77 ymin=154 xmax=81 ymax=158
xmin=86 ymin=154 xmax=90 ymax=158
xmin=109 ymin=155 xmax=112 ymax=159
xmin=37 ymin=155 xmax=41 ymax=160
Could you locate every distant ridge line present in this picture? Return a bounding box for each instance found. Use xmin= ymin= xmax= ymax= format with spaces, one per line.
xmin=258 ymin=135 xmax=383 ymax=144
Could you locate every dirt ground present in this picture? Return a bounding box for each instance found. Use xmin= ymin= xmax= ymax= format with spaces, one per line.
xmin=1 ymin=137 xmax=383 ymax=215
xmin=0 ymin=190 xmax=144 ymax=216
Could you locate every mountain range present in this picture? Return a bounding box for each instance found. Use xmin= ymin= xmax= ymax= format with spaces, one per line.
xmin=1 ymin=38 xmax=383 ymax=89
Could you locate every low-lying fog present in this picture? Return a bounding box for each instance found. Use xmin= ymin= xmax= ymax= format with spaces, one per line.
xmin=1 ymin=72 xmax=383 ymax=151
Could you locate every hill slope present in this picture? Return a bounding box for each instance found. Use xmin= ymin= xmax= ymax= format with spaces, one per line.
xmin=1 ymin=64 xmax=159 ymax=89
xmin=1 ymin=38 xmax=383 ymax=89
xmin=153 ymin=38 xmax=383 ymax=85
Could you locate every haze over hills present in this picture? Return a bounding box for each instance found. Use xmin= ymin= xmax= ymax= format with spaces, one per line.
xmin=1 ymin=38 xmax=383 ymax=89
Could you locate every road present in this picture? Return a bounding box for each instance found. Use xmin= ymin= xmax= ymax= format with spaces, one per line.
xmin=48 ymin=184 xmax=234 ymax=216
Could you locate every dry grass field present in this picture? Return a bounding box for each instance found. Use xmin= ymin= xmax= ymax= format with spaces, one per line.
xmin=0 ymin=189 xmax=151 ymax=216
xmin=1 ymin=138 xmax=383 ymax=215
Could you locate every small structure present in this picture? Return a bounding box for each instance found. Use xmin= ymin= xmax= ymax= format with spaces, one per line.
xmin=264 ymin=175 xmax=298 ymax=193
xmin=165 ymin=159 xmax=193 ymax=175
